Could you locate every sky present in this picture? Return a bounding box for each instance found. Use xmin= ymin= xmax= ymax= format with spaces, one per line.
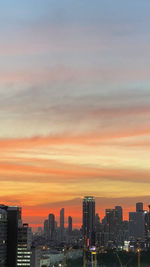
xmin=0 ymin=0 xmax=150 ymax=229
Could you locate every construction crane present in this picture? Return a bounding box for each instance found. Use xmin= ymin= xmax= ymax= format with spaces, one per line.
xmin=83 ymin=244 xmax=87 ymax=267
xmin=114 ymin=252 xmax=123 ymax=267
xmin=90 ymin=247 xmax=97 ymax=267
xmin=63 ymin=246 xmax=67 ymax=267
xmin=93 ymin=251 xmax=97 ymax=267
xmin=137 ymin=248 xmax=140 ymax=267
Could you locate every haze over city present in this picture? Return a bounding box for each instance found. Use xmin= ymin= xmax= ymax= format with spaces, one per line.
xmin=0 ymin=0 xmax=150 ymax=230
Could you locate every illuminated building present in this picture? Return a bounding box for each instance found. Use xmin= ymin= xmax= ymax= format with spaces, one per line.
xmin=17 ymin=224 xmax=31 ymax=267
xmin=40 ymin=256 xmax=50 ymax=267
xmin=0 ymin=205 xmax=31 ymax=267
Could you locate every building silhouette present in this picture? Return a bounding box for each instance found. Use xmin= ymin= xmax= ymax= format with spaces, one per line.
xmin=136 ymin=202 xmax=143 ymax=212
xmin=83 ymin=196 xmax=95 ymax=247
xmin=0 ymin=207 xmax=7 ymax=267
xmin=68 ymin=216 xmax=72 ymax=235
xmin=129 ymin=202 xmax=146 ymax=242
xmin=44 ymin=219 xmax=48 ymax=239
xmin=48 ymin=214 xmax=55 ymax=240
xmin=115 ymin=206 xmax=123 ymax=224
xmin=60 ymin=208 xmax=65 ymax=241
xmin=0 ymin=205 xmax=31 ymax=267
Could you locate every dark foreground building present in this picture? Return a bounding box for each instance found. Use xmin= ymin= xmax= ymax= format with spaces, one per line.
xmin=0 ymin=207 xmax=7 ymax=267
xmin=0 ymin=205 xmax=31 ymax=267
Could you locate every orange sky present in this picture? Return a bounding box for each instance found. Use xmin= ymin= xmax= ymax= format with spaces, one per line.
xmin=0 ymin=134 xmax=150 ymax=229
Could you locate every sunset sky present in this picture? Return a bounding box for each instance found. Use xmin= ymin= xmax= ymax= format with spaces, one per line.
xmin=0 ymin=0 xmax=150 ymax=229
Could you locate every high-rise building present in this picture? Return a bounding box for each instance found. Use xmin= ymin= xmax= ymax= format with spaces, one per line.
xmin=83 ymin=196 xmax=95 ymax=246
xmin=95 ymin=213 xmax=101 ymax=233
xmin=44 ymin=219 xmax=48 ymax=239
xmin=95 ymin=213 xmax=100 ymax=224
xmin=105 ymin=209 xmax=116 ymax=241
xmin=136 ymin=202 xmax=143 ymax=212
xmin=31 ymin=246 xmax=41 ymax=267
xmin=68 ymin=216 xmax=72 ymax=235
xmin=7 ymin=206 xmax=22 ymax=267
xmin=60 ymin=208 xmax=64 ymax=241
xmin=0 ymin=207 xmax=7 ymax=267
xmin=129 ymin=203 xmax=146 ymax=242
xmin=0 ymin=205 xmax=31 ymax=267
xmin=105 ymin=207 xmax=123 ymax=242
xmin=129 ymin=211 xmax=146 ymax=241
xmin=48 ymin=214 xmax=55 ymax=240
xmin=115 ymin=206 xmax=123 ymax=223
xmin=60 ymin=208 xmax=64 ymax=230
xmin=17 ymin=223 xmax=31 ymax=267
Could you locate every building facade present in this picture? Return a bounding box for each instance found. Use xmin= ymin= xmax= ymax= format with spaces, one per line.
xmin=83 ymin=196 xmax=95 ymax=247
xmin=0 ymin=205 xmax=32 ymax=267
xmin=48 ymin=214 xmax=55 ymax=241
xmin=0 ymin=207 xmax=7 ymax=267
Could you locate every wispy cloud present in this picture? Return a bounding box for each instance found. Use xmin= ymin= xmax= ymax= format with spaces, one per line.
xmin=0 ymin=0 xmax=150 ymax=228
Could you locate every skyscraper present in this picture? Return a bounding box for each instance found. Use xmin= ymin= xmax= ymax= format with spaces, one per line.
xmin=17 ymin=223 xmax=31 ymax=267
xmin=129 ymin=202 xmax=146 ymax=242
xmin=0 ymin=207 xmax=7 ymax=267
xmin=68 ymin=216 xmax=72 ymax=235
xmin=7 ymin=206 xmax=22 ymax=267
xmin=60 ymin=208 xmax=64 ymax=229
xmin=44 ymin=219 xmax=48 ymax=239
xmin=48 ymin=214 xmax=55 ymax=240
xmin=136 ymin=202 xmax=143 ymax=212
xmin=115 ymin=206 xmax=123 ymax=223
xmin=0 ymin=205 xmax=31 ymax=267
xmin=105 ymin=209 xmax=116 ymax=241
xmin=83 ymin=196 xmax=95 ymax=247
xmin=129 ymin=212 xmax=146 ymax=241
xmin=105 ymin=206 xmax=123 ymax=242
xmin=60 ymin=208 xmax=64 ymax=241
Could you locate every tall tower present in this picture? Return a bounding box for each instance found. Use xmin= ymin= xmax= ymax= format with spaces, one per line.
xmin=17 ymin=223 xmax=31 ymax=267
xmin=44 ymin=219 xmax=48 ymax=239
xmin=83 ymin=196 xmax=95 ymax=247
xmin=7 ymin=206 xmax=22 ymax=267
xmin=0 ymin=205 xmax=31 ymax=267
xmin=60 ymin=208 xmax=65 ymax=241
xmin=136 ymin=202 xmax=143 ymax=212
xmin=48 ymin=214 xmax=55 ymax=240
xmin=0 ymin=207 xmax=7 ymax=267
xmin=68 ymin=216 xmax=72 ymax=235
xmin=115 ymin=206 xmax=123 ymax=223
xmin=60 ymin=208 xmax=64 ymax=229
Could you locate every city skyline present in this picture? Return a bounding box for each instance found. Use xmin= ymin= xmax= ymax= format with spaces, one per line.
xmin=1 ymin=198 xmax=150 ymax=230
xmin=1 ymin=197 xmax=150 ymax=266
xmin=0 ymin=0 xmax=150 ymax=229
